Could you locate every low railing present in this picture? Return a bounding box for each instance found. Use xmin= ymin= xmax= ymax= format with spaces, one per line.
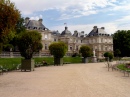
xmin=0 ymin=52 xmax=74 ymax=58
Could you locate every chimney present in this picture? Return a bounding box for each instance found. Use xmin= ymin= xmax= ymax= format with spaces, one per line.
xmin=25 ymin=17 xmax=30 ymax=24
xmin=65 ymin=26 xmax=68 ymax=30
xmin=101 ymin=27 xmax=105 ymax=30
xmin=39 ymin=19 xmax=43 ymax=23
xmin=93 ymin=26 xmax=97 ymax=29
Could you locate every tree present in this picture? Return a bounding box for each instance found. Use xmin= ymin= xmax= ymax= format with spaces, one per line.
xmin=113 ymin=30 xmax=130 ymax=57
xmin=79 ymin=45 xmax=92 ymax=63
xmin=15 ymin=17 xmax=26 ymax=34
xmin=0 ymin=0 xmax=20 ymax=52
xmin=79 ymin=45 xmax=92 ymax=58
xmin=17 ymin=30 xmax=43 ymax=59
xmin=114 ymin=49 xmax=121 ymax=57
xmin=104 ymin=52 xmax=113 ymax=61
xmin=49 ymin=42 xmax=68 ymax=65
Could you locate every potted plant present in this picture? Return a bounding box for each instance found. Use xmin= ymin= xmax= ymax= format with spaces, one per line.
xmin=79 ymin=45 xmax=92 ymax=63
xmin=17 ymin=30 xmax=42 ymax=71
xmin=104 ymin=52 xmax=114 ymax=62
xmin=49 ymin=42 xmax=68 ymax=66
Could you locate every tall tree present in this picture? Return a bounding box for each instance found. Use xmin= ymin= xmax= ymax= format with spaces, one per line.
xmin=0 ymin=0 xmax=20 ymax=51
xmin=113 ymin=30 xmax=130 ymax=57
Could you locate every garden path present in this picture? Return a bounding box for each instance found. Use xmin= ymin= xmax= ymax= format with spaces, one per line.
xmin=0 ymin=62 xmax=130 ymax=97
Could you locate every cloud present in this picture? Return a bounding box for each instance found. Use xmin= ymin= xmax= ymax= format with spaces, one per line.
xmin=11 ymin=0 xmax=119 ymax=18
xmin=30 ymin=15 xmax=43 ymax=20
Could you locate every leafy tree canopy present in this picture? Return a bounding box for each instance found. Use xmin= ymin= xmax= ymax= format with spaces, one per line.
xmin=0 ymin=0 xmax=20 ymax=52
xmin=49 ymin=42 xmax=68 ymax=58
xmin=79 ymin=45 xmax=92 ymax=58
xmin=17 ymin=30 xmax=42 ymax=59
xmin=104 ymin=52 xmax=114 ymax=61
xmin=113 ymin=30 xmax=130 ymax=57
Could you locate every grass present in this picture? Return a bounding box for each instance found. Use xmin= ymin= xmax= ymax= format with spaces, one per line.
xmin=0 ymin=57 xmax=82 ymax=70
xmin=117 ymin=64 xmax=130 ymax=71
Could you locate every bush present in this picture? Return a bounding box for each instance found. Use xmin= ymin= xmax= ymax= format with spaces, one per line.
xmin=104 ymin=52 xmax=114 ymax=61
xmin=17 ymin=30 xmax=42 ymax=59
xmin=79 ymin=45 xmax=92 ymax=58
xmin=49 ymin=42 xmax=68 ymax=58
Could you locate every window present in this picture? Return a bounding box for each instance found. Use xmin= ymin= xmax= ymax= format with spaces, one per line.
xmin=105 ymin=46 xmax=107 ymax=51
xmin=101 ymin=38 xmax=103 ymax=43
xmin=70 ymin=47 xmax=72 ymax=50
xmin=54 ymin=38 xmax=56 ymax=41
xmin=81 ymin=40 xmax=82 ymax=43
xmin=45 ymin=44 xmax=47 ymax=50
xmin=76 ymin=46 xmax=78 ymax=50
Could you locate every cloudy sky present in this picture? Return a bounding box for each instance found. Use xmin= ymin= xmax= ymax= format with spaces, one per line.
xmin=11 ymin=0 xmax=130 ymax=34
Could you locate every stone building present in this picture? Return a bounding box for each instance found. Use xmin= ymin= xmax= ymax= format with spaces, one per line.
xmin=25 ymin=18 xmax=113 ymax=58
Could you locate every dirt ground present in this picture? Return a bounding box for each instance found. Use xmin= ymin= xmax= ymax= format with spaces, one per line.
xmin=0 ymin=62 xmax=130 ymax=97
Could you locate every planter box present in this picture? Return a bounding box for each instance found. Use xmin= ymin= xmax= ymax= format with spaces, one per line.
xmin=82 ymin=58 xmax=88 ymax=63
xmin=21 ymin=59 xmax=34 ymax=71
xmin=54 ymin=58 xmax=63 ymax=66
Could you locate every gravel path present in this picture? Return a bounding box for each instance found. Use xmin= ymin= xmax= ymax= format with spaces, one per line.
xmin=0 ymin=62 xmax=130 ymax=97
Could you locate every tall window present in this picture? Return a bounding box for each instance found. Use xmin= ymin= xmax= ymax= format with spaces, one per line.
xmin=101 ymin=38 xmax=103 ymax=43
xmin=70 ymin=47 xmax=72 ymax=50
xmin=45 ymin=44 xmax=47 ymax=50
xmin=81 ymin=40 xmax=82 ymax=43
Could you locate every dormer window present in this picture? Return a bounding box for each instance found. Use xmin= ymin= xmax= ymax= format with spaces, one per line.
xmin=33 ymin=27 xmax=37 ymax=29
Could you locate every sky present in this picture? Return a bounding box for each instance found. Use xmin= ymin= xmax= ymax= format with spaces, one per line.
xmin=10 ymin=0 xmax=130 ymax=34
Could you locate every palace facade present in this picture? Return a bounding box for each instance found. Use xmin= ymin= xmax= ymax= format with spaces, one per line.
xmin=25 ymin=17 xmax=113 ymax=58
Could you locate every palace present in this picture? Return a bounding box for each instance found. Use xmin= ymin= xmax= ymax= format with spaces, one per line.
xmin=25 ymin=17 xmax=113 ymax=58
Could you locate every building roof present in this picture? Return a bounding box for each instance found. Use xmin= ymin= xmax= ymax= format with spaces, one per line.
xmin=25 ymin=17 xmax=48 ymax=30
xmin=61 ymin=27 xmax=72 ymax=36
xmin=51 ymin=30 xmax=60 ymax=36
xmin=73 ymin=30 xmax=84 ymax=37
xmin=87 ymin=26 xmax=109 ymax=36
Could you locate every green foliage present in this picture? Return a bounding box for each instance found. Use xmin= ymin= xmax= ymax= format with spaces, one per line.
xmin=17 ymin=30 xmax=43 ymax=59
xmin=0 ymin=58 xmax=21 ymax=71
xmin=104 ymin=52 xmax=114 ymax=61
xmin=15 ymin=17 xmax=26 ymax=34
xmin=104 ymin=52 xmax=109 ymax=57
xmin=113 ymin=30 xmax=130 ymax=57
xmin=117 ymin=64 xmax=130 ymax=71
xmin=0 ymin=0 xmax=20 ymax=43
xmin=114 ymin=49 xmax=121 ymax=57
xmin=3 ymin=44 xmax=14 ymax=51
xmin=79 ymin=45 xmax=92 ymax=58
xmin=0 ymin=57 xmax=82 ymax=70
xmin=49 ymin=42 xmax=68 ymax=58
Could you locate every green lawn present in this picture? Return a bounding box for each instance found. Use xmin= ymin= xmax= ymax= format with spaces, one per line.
xmin=0 ymin=57 xmax=82 ymax=70
xmin=117 ymin=64 xmax=130 ymax=71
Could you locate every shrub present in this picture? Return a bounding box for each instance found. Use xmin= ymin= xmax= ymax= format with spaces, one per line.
xmin=79 ymin=45 xmax=92 ymax=58
xmin=49 ymin=42 xmax=68 ymax=58
xmin=104 ymin=52 xmax=114 ymax=61
xmin=17 ymin=30 xmax=42 ymax=59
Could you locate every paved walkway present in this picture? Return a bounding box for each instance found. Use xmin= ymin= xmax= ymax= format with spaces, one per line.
xmin=0 ymin=62 xmax=130 ymax=97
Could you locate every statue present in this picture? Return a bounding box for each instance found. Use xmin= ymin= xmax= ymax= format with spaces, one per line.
xmin=93 ymin=49 xmax=96 ymax=57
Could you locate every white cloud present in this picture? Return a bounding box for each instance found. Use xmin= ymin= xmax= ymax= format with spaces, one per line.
xmin=30 ymin=15 xmax=43 ymax=20
xmin=11 ymin=0 xmax=118 ymax=17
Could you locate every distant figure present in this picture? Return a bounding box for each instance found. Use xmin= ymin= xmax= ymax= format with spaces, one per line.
xmin=42 ymin=60 xmax=47 ymax=65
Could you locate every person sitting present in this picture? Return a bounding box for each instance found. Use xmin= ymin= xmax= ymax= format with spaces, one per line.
xmin=42 ymin=60 xmax=48 ymax=65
